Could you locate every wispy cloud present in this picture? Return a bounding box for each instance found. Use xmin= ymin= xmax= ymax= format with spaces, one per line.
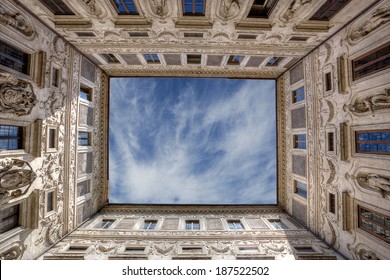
xmin=109 ymin=78 xmax=276 ymax=204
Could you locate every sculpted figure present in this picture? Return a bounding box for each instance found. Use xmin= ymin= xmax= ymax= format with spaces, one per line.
xmin=0 ymin=8 xmax=34 ymax=37
xmin=283 ymin=0 xmax=311 ymax=21
xmin=0 ymin=77 xmax=37 ymax=116
xmin=151 ymin=0 xmax=167 ymax=16
xmin=221 ymin=0 xmax=240 ymax=17
xmin=358 ymin=173 xmax=390 ymax=198
xmin=351 ymin=6 xmax=390 ymax=41
xmin=343 ymin=89 xmax=390 ymax=115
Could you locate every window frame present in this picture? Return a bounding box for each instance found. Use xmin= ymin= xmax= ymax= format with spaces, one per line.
xmin=227 ymin=219 xmax=245 ymax=230
xmin=294 ymin=180 xmax=307 ymax=199
xmin=110 ymin=0 xmax=139 ymax=15
xmin=292 ymin=86 xmax=305 ymax=104
xmin=0 ymin=38 xmax=32 ymax=78
xmin=358 ymin=206 xmax=389 ymax=244
xmin=0 ymin=204 xmax=20 ymax=234
xmin=142 ymin=220 xmax=158 ymax=230
xmin=143 ymin=54 xmax=160 ymax=64
xmin=37 ymin=0 xmax=76 ymax=16
xmin=185 ymin=220 xmax=200 ymax=230
xmin=44 ymin=189 xmax=57 ymax=217
xmin=0 ymin=125 xmax=24 ymax=151
xmin=46 ymin=125 xmax=59 ymax=153
xmin=355 ymin=129 xmax=390 ymax=155
xmin=182 ymin=0 xmax=206 ymax=16
xmin=293 ymin=134 xmax=306 ymax=149
xmin=268 ymin=219 xmax=288 ymax=230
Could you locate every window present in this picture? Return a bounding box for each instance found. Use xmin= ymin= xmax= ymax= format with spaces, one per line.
xmin=292 ymin=87 xmax=305 ymax=103
xmin=238 ymin=34 xmax=257 ymax=40
xmin=294 ymin=246 xmax=316 ymax=253
xmin=182 ymin=247 xmax=203 ymax=253
xmin=128 ymin=32 xmax=148 ymax=37
xmin=125 ymin=247 xmax=145 ymax=253
xmin=266 ymin=56 xmax=284 ymax=66
xmin=110 ymin=0 xmax=138 ymax=15
xmin=228 ymin=220 xmax=244 ymax=230
xmin=327 ymin=132 xmax=335 ymax=152
xmin=352 ymin=43 xmax=390 ymax=81
xmin=325 ymin=72 xmax=332 ymax=92
xmin=38 ymin=0 xmax=75 ymax=15
xmin=248 ymin=0 xmax=278 ymax=18
xmin=358 ymin=206 xmax=389 ymax=243
xmin=310 ymin=0 xmax=352 ymax=21
xmin=0 ymin=204 xmax=19 ymax=234
xmin=96 ymin=219 xmax=115 ymax=229
xmin=75 ymin=32 xmax=95 ymax=37
xmin=78 ymin=132 xmax=91 ymax=146
xmin=329 ymin=193 xmax=336 ymax=214
xmin=67 ymin=245 xmax=89 ymax=252
xmin=238 ymin=247 xmax=259 ymax=253
xmin=355 ymin=130 xmax=390 ymax=155
xmin=294 ymin=181 xmax=307 ymax=199
xmin=0 ymin=125 xmax=23 ymax=150
xmin=79 ymin=85 xmax=92 ymax=101
xmin=51 ymin=67 xmax=59 ymax=87
xmin=46 ymin=191 xmax=55 ymax=213
xmin=0 ymin=39 xmax=29 ymax=74
xmin=227 ymin=55 xmax=243 ymax=65
xmin=293 ymin=134 xmax=306 ymax=149
xmin=77 ymin=180 xmax=91 ymax=198
xmin=269 ymin=219 xmax=288 ymax=229
xmin=185 ymin=220 xmax=200 ymax=230
xmin=143 ymin=54 xmax=160 ymax=64
xmin=143 ymin=220 xmax=157 ymax=230
xmin=100 ymin=53 xmax=119 ymax=64
xmin=48 ymin=128 xmax=57 ymax=150
xmin=183 ymin=0 xmax=205 ymax=16
xmin=187 ymin=54 xmax=201 ymax=64
xmin=184 ymin=32 xmax=203 ymax=38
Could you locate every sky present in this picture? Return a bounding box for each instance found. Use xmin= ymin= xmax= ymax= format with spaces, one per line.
xmin=109 ymin=78 xmax=276 ymax=204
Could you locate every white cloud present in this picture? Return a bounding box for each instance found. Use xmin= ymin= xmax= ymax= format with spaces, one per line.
xmin=109 ymin=78 xmax=276 ymax=204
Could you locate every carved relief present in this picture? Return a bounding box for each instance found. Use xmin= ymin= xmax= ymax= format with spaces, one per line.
xmin=150 ymin=0 xmax=168 ymax=17
xmin=283 ymin=0 xmax=312 ymax=22
xmin=81 ymin=0 xmax=102 ymax=16
xmin=154 ymin=242 xmax=175 ymax=255
xmin=0 ymin=159 xmax=37 ymax=206
xmin=219 ymin=0 xmax=240 ymax=19
xmin=0 ymin=241 xmax=25 ymax=260
xmin=0 ymin=73 xmax=37 ymax=116
xmin=357 ymin=172 xmax=390 ymax=198
xmin=350 ymin=6 xmax=390 ymax=42
xmin=0 ymin=6 xmax=34 ymax=38
xmin=344 ymin=89 xmax=390 ymax=116
xmin=358 ymin=248 xmax=380 ymax=260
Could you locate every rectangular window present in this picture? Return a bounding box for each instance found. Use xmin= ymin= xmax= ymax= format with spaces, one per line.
xmin=248 ymin=0 xmax=278 ymax=18
xmin=329 ymin=193 xmax=336 ymax=214
xmin=183 ymin=0 xmax=205 ymax=16
xmin=292 ymin=87 xmax=305 ymax=103
xmin=48 ymin=128 xmax=57 ymax=149
xmin=184 ymin=32 xmax=203 ymax=38
xmin=352 ymin=43 xmax=390 ymax=81
xmin=46 ymin=191 xmax=55 ymax=213
xmin=111 ymin=0 xmax=138 ymax=15
xmin=325 ymin=72 xmax=332 ymax=92
xmin=293 ymin=134 xmax=306 ymax=149
xmin=143 ymin=220 xmax=157 ymax=230
xmin=266 ymin=56 xmax=284 ymax=66
xmin=75 ymin=32 xmax=95 ymax=37
xmin=227 ymin=220 xmax=244 ymax=230
xmin=79 ymin=85 xmax=92 ymax=101
xmin=67 ymin=245 xmax=89 ymax=252
xmin=185 ymin=220 xmax=200 ymax=230
xmin=269 ymin=219 xmax=288 ymax=229
xmin=78 ymin=132 xmax=90 ymax=146
xmin=227 ymin=55 xmax=243 ymax=65
xmin=328 ymin=132 xmax=335 ymax=152
xmin=294 ymin=246 xmax=316 ymax=253
xmin=294 ymin=181 xmax=307 ymax=199
xmin=182 ymin=247 xmax=203 ymax=253
xmin=358 ymin=206 xmax=389 ymax=243
xmin=128 ymin=32 xmax=148 ymax=37
xmin=310 ymin=0 xmax=352 ymax=21
xmin=0 ymin=39 xmax=29 ymax=74
xmin=100 ymin=53 xmax=119 ymax=64
xmin=96 ymin=219 xmax=115 ymax=229
xmin=238 ymin=34 xmax=257 ymax=40
xmin=51 ymin=67 xmax=59 ymax=87
xmin=125 ymin=247 xmax=145 ymax=254
xmin=0 ymin=204 xmax=19 ymax=234
xmin=143 ymin=54 xmax=160 ymax=64
xmin=356 ymin=130 xmax=390 ymax=155
xmin=38 ymin=0 xmax=75 ymax=15
xmin=187 ymin=54 xmax=201 ymax=64
xmin=0 ymin=125 xmax=23 ymax=150
xmin=238 ymin=247 xmax=259 ymax=253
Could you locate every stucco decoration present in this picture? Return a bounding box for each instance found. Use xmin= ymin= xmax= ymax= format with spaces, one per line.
xmin=358 ymin=249 xmax=380 ymax=260
xmin=343 ymin=89 xmax=390 ymax=116
xmin=349 ymin=6 xmax=390 ymax=42
xmin=81 ymin=0 xmax=102 ymax=16
xmin=219 ymin=0 xmax=240 ymax=19
xmin=0 ymin=159 xmax=37 ymax=206
xmin=150 ymin=0 xmax=168 ymax=17
xmin=0 ymin=73 xmax=37 ymax=116
xmin=283 ymin=0 xmax=312 ymax=22
xmin=0 ymin=6 xmax=34 ymax=38
xmin=0 ymin=241 xmax=25 ymax=260
xmin=357 ymin=172 xmax=390 ymax=198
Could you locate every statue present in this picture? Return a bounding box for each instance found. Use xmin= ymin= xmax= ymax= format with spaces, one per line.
xmin=343 ymin=89 xmax=390 ymax=116
xmin=0 ymin=74 xmax=37 ymax=116
xmin=283 ymin=0 xmax=312 ymax=21
xmin=350 ymin=6 xmax=390 ymax=41
xmin=358 ymin=173 xmax=390 ymax=198
xmin=151 ymin=0 xmax=167 ymax=16
xmin=221 ymin=0 xmax=240 ymax=18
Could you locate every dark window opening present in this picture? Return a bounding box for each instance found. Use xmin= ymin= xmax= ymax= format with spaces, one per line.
xmin=356 ymin=129 xmax=390 ymax=155
xmin=352 ymin=43 xmax=390 ymax=81
xmin=310 ymin=0 xmax=352 ymax=21
xmin=329 ymin=193 xmax=336 ymax=214
xmin=100 ymin=53 xmax=120 ymax=64
xmin=187 ymin=54 xmax=201 ymax=64
xmin=51 ymin=67 xmax=59 ymax=87
xmin=128 ymin=32 xmax=149 ymax=37
xmin=39 ymin=0 xmax=75 ymax=15
xmin=325 ymin=72 xmax=332 ymax=91
xmin=248 ymin=0 xmax=278 ymax=18
xmin=0 ymin=125 xmax=23 ymax=150
xmin=46 ymin=191 xmax=54 ymax=213
xmin=80 ymin=85 xmax=92 ymax=101
xmin=359 ymin=206 xmax=390 ymax=243
xmin=293 ymin=134 xmax=306 ymax=149
xmin=0 ymin=204 xmax=19 ymax=234
xmin=0 ymin=39 xmax=29 ymax=74
xmin=75 ymin=32 xmax=95 ymax=37
xmin=328 ymin=132 xmax=335 ymax=152
xmin=227 ymin=55 xmax=243 ymax=65
xmin=184 ymin=32 xmax=203 ymax=38
xmin=49 ymin=128 xmax=56 ymax=149
xmin=238 ymin=34 xmax=257 ymax=40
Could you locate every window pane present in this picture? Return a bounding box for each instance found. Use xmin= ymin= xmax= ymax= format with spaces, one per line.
xmin=0 ymin=39 xmax=29 ymax=74
xmin=0 ymin=205 xmax=19 ymax=234
xmin=0 ymin=125 xmax=23 ymax=150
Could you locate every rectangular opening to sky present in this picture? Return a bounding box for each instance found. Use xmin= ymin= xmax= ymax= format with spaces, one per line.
xmin=109 ymin=78 xmax=277 ymax=204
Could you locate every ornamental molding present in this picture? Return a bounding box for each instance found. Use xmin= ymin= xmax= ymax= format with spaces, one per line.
xmin=0 ymin=73 xmax=37 ymax=116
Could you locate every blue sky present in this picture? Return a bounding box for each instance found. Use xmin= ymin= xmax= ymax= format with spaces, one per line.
xmin=109 ymin=78 xmax=276 ymax=204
